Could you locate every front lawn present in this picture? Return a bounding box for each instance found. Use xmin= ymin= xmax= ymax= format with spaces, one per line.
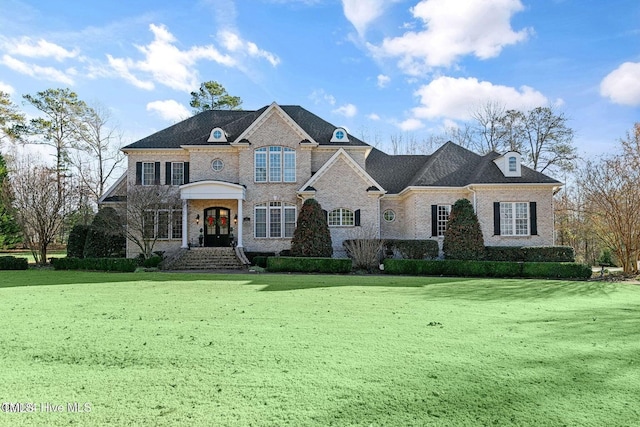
xmin=0 ymin=271 xmax=638 ymax=426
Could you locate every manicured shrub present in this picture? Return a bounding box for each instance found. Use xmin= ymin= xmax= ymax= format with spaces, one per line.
xmin=267 ymin=257 xmax=351 ymax=273
xmin=443 ymin=199 xmax=485 ymax=260
xmin=290 ymin=199 xmax=332 ymax=258
xmin=67 ymin=224 xmax=90 ymax=258
xmin=51 ymin=257 xmax=138 ymax=272
xmin=142 ymin=255 xmax=163 ymax=268
xmin=383 ymin=259 xmax=591 ymax=279
xmin=485 ymin=246 xmax=524 ymax=262
xmin=252 ymin=256 xmax=268 ymax=268
xmin=84 ymin=207 xmax=126 ymax=258
xmin=385 ymin=239 xmax=439 ymax=259
xmin=0 ymin=255 xmax=28 ymax=270
xmin=245 ymin=252 xmax=275 ymax=265
xmin=485 ymin=246 xmax=575 ymax=262
xmin=521 ymin=262 xmax=592 ymax=279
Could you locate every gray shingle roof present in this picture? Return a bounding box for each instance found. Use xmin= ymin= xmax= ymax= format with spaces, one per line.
xmin=365 ymin=141 xmax=560 ymax=193
xmin=123 ymin=105 xmax=368 ymax=149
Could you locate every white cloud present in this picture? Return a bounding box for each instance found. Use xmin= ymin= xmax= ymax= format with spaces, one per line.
xmin=0 ymin=81 xmax=14 ymax=94
xmin=1 ymin=54 xmax=74 ymax=85
xmin=3 ymin=37 xmax=79 ymax=61
xmin=218 ymin=30 xmax=280 ymax=67
xmin=600 ymin=62 xmax=640 ymax=106
xmin=341 ymin=0 xmax=388 ymax=37
xmin=107 ymin=23 xmax=237 ymax=92
xmin=377 ymin=74 xmax=391 ymax=88
xmin=333 ymin=103 xmax=358 ymax=118
xmin=146 ymin=99 xmax=191 ymax=122
xmin=398 ymin=118 xmax=424 ymax=131
xmin=309 ymin=89 xmax=336 ymax=105
xmin=412 ymin=76 xmax=548 ymax=120
xmin=368 ymin=113 xmax=381 ymax=120
xmin=371 ymin=0 xmax=531 ymax=74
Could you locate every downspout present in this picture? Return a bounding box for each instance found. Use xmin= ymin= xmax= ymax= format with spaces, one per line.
xmin=468 ymin=185 xmax=477 ymax=212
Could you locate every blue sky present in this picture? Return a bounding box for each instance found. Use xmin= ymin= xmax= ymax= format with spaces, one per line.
xmin=1 ymin=0 xmax=639 ymax=159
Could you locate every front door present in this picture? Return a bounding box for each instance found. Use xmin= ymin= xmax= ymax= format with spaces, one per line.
xmin=203 ymin=207 xmax=231 ymax=247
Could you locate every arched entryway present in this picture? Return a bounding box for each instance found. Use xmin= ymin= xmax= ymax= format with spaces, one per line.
xmin=203 ymin=207 xmax=231 ymax=247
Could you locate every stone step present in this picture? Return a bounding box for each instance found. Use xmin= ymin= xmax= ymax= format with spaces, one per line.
xmin=164 ymin=247 xmax=247 ymax=270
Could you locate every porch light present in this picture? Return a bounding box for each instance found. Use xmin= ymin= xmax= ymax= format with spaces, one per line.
xmin=196 ymin=214 xmax=200 ymax=225
xmin=234 ymin=214 xmax=238 ymax=225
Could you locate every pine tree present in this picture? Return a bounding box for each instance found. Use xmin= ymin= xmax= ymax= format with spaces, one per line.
xmin=290 ymin=199 xmax=333 ymax=257
xmin=0 ymin=153 xmax=22 ymax=248
xmin=442 ymin=198 xmax=486 ymax=260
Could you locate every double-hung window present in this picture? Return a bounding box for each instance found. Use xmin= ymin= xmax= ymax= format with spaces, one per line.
xmin=500 ymin=202 xmax=529 ymax=236
xmin=171 ymin=162 xmax=184 ymax=186
xmin=436 ymin=205 xmax=451 ymax=236
xmin=142 ymin=210 xmax=183 ymax=239
xmin=142 ymin=162 xmax=155 ymax=186
xmin=255 ymin=147 xmax=296 ymax=182
xmin=254 ymin=202 xmax=296 ymax=238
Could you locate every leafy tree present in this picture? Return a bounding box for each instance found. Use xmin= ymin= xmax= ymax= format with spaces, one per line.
xmin=442 ymin=199 xmax=485 ymax=260
xmin=0 ymin=153 xmax=22 ymax=248
xmin=190 ymin=81 xmax=242 ymax=113
xmin=23 ymin=88 xmax=88 ymax=198
xmin=0 ymin=91 xmax=26 ymax=144
xmin=290 ymin=198 xmax=333 ymax=257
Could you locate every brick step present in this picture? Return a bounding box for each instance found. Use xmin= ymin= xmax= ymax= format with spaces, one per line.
xmin=164 ymin=247 xmax=246 ymax=270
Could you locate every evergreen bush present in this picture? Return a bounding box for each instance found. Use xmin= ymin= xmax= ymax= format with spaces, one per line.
xmin=267 ymin=257 xmax=351 ymax=273
xmin=84 ymin=207 xmax=126 ymax=258
xmin=0 ymin=256 xmax=28 ymax=270
xmin=290 ymin=199 xmax=332 ymax=257
xmin=442 ymin=199 xmax=485 ymax=260
xmin=67 ymin=224 xmax=90 ymax=258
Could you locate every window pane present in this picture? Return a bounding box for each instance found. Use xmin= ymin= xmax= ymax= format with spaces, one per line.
xmin=269 ymin=207 xmax=281 ymax=237
xmin=508 ymin=157 xmax=517 ymax=172
xmin=342 ymin=209 xmax=354 ymax=226
xmin=255 ymin=149 xmax=267 ymax=182
xmin=284 ymin=207 xmax=296 ymax=238
xmin=284 ymin=149 xmax=296 ymax=182
xmin=500 ymin=203 xmax=513 ymax=236
xmin=255 ymin=207 xmax=266 ymax=238
xmin=437 ymin=205 xmax=450 ymax=236
xmin=269 ymin=146 xmax=282 ymax=182
xmin=515 ymin=202 xmax=529 ymax=235
xmin=143 ymin=211 xmax=155 ymax=238
xmin=172 ymin=210 xmax=182 ymax=239
xmin=142 ymin=162 xmax=154 ymax=186
xmin=328 ymin=209 xmax=341 ymax=226
xmin=171 ymin=162 xmax=184 ymax=186
xmin=157 ymin=211 xmax=169 ymax=239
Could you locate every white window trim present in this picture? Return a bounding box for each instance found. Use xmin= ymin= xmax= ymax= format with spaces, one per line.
xmin=254 ymin=146 xmax=296 ymax=183
xmin=144 ymin=209 xmax=183 ymax=240
xmin=328 ymin=208 xmax=354 ymax=227
xmin=171 ymin=162 xmax=184 ymax=186
xmin=500 ymin=202 xmax=530 ymax=236
xmin=254 ymin=202 xmax=297 ymax=238
xmin=436 ymin=205 xmax=451 ymax=237
xmin=142 ymin=162 xmax=155 ymax=186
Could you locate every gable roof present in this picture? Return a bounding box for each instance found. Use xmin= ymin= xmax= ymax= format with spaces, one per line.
xmin=365 ymin=141 xmax=561 ymax=194
xmin=122 ymin=104 xmax=368 ymax=149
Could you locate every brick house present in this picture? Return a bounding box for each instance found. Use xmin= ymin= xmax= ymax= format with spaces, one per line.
xmin=100 ymin=102 xmax=561 ymax=258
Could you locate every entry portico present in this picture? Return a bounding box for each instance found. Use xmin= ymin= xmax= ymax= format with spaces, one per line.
xmin=179 ymin=181 xmax=246 ymax=248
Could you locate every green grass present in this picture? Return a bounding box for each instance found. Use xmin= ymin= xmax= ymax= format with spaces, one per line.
xmin=1 ymin=271 xmax=639 ymax=426
xmin=0 ymin=250 xmax=66 ymax=265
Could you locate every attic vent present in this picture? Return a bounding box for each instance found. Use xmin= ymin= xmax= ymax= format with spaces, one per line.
xmin=208 ymin=127 xmax=227 ymax=142
xmin=331 ymin=127 xmax=349 ymax=143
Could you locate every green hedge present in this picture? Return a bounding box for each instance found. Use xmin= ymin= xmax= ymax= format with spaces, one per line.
xmin=383 ymin=259 xmax=592 ymax=279
xmin=253 ymin=256 xmax=269 ymax=268
xmin=267 ymin=257 xmax=352 ymax=273
xmin=485 ymin=246 xmax=575 ymax=262
xmin=51 ymin=257 xmax=139 ymax=272
xmin=142 ymin=255 xmax=163 ymax=268
xmin=0 ymin=256 xmax=28 ymax=270
xmin=384 ymin=239 xmax=439 ymax=259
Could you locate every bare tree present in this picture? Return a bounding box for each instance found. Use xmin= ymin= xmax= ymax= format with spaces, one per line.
xmin=579 ymin=124 xmax=640 ymax=273
xmin=520 ymin=107 xmax=576 ymax=173
xmin=71 ymin=103 xmax=125 ymax=203
xmin=8 ymin=159 xmax=66 ymax=264
xmin=470 ymin=100 xmax=507 ymax=153
xmin=118 ymin=185 xmax=181 ymax=259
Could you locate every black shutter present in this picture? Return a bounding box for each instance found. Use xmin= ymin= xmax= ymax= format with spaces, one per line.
xmin=135 ymin=162 xmax=142 ymax=185
xmin=493 ymin=202 xmax=501 ymax=235
xmin=184 ymin=162 xmax=190 ymax=184
xmin=165 ymin=162 xmax=172 ymax=185
xmin=322 ymin=209 xmax=328 ymax=223
xmin=154 ymin=162 xmax=161 ymax=185
xmin=431 ymin=205 xmax=438 ymax=237
xmin=530 ymin=202 xmax=538 ymax=235
xmin=355 ymin=209 xmax=361 ymax=226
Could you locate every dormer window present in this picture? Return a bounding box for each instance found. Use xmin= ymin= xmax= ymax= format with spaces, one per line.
xmin=494 ymin=151 xmax=522 ymax=177
xmin=331 ymin=127 xmax=349 ymax=143
xmin=208 ymin=127 xmax=227 ymax=142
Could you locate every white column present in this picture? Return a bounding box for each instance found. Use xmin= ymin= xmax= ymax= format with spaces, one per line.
xmin=181 ymin=199 xmax=188 ymax=248
xmin=236 ymin=198 xmax=243 ymax=248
